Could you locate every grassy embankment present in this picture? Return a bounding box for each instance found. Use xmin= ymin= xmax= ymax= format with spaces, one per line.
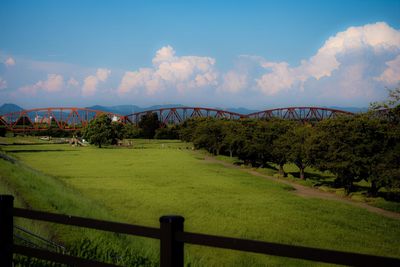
xmin=0 ymin=138 xmax=157 ymax=266
xmin=0 ymin=137 xmax=399 ymax=266
xmin=214 ymin=153 xmax=400 ymax=213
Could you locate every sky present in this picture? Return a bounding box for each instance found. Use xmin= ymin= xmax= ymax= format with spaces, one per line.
xmin=0 ymin=0 xmax=399 ymax=109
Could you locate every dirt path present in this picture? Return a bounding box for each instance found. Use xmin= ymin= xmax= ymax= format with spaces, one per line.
xmin=203 ymin=155 xmax=400 ymax=220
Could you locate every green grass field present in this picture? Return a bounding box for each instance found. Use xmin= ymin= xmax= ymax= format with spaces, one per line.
xmin=214 ymin=152 xmax=400 ymax=213
xmin=1 ymin=138 xmax=400 ymax=266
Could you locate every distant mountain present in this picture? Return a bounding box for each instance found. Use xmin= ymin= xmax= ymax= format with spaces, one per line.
xmin=85 ymin=104 xmax=186 ymax=115
xmin=0 ymin=103 xmax=24 ymax=115
xmin=145 ymin=104 xmax=185 ymax=111
xmin=221 ymin=106 xmax=367 ymax=114
xmin=85 ymin=105 xmax=113 ymax=112
xmin=110 ymin=105 xmax=143 ymax=114
xmin=85 ymin=105 xmax=142 ymax=115
xmin=89 ymin=104 xmax=260 ymax=115
xmin=225 ymin=107 xmax=260 ymax=115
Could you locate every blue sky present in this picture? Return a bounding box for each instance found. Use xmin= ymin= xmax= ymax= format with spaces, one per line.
xmin=0 ymin=0 xmax=399 ymax=109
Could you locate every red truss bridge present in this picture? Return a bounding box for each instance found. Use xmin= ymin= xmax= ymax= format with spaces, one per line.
xmin=0 ymin=106 xmax=353 ymax=132
xmin=126 ymin=106 xmax=353 ymax=125
xmin=0 ymin=107 xmax=126 ymax=132
xmin=126 ymin=107 xmax=246 ymax=125
xmin=247 ymin=107 xmax=353 ymax=121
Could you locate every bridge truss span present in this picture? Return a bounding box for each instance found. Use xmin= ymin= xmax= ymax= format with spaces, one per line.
xmin=0 ymin=106 xmax=355 ymax=132
xmin=247 ymin=107 xmax=353 ymax=122
xmin=126 ymin=107 xmax=246 ymax=125
xmin=0 ymin=107 xmax=125 ymax=132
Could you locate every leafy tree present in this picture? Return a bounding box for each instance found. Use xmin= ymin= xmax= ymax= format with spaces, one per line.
xmin=283 ymin=124 xmax=314 ymax=180
xmin=138 ymin=113 xmax=161 ymax=139
xmin=250 ymin=120 xmax=276 ymax=167
xmin=367 ymin=111 xmax=400 ymax=195
xmin=370 ymin=86 xmax=400 ymax=109
xmin=367 ymin=87 xmax=400 ymax=194
xmin=122 ymin=123 xmax=143 ymax=139
xmin=311 ymin=115 xmax=389 ymax=194
xmin=179 ymin=118 xmax=202 ymax=142
xmin=312 ymin=117 xmax=357 ymax=192
xmin=270 ymin=120 xmax=294 ymax=176
xmin=221 ymin=120 xmax=244 ymax=158
xmin=235 ymin=120 xmax=259 ymax=166
xmin=111 ymin=121 xmax=124 ymax=144
xmin=83 ymin=114 xmax=117 ymax=148
xmin=192 ymin=119 xmax=226 ymax=155
xmin=154 ymin=125 xmax=180 ymax=139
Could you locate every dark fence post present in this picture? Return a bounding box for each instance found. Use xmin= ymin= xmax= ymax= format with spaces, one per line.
xmin=159 ymin=215 xmax=184 ymax=267
xmin=0 ymin=195 xmax=14 ymax=267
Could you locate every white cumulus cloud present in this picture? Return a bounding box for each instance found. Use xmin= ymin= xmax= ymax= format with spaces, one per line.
xmin=219 ymin=71 xmax=248 ymax=93
xmin=41 ymin=74 xmax=64 ymax=92
xmin=82 ymin=68 xmax=111 ymax=96
xmin=303 ymin=22 xmax=400 ymax=80
xmin=18 ymin=74 xmax=64 ymax=95
xmin=82 ymin=75 xmax=99 ymax=96
xmin=257 ymin=62 xmax=296 ymax=95
xmin=5 ymin=57 xmax=16 ymax=67
xmin=256 ymin=22 xmax=400 ymax=96
xmin=96 ymin=68 xmax=111 ymax=82
xmin=375 ymin=54 xmax=400 ymax=84
xmin=118 ymin=45 xmax=218 ymax=95
xmin=67 ymin=77 xmax=80 ymax=87
xmin=0 ymin=77 xmax=7 ymax=90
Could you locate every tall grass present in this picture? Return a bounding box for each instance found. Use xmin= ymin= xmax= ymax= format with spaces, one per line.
xmin=0 ymin=155 xmax=157 ymax=266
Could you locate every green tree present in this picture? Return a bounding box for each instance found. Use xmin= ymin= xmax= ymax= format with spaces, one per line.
xmin=250 ymin=120 xmax=275 ymax=167
xmin=221 ymin=120 xmax=244 ymax=158
xmin=311 ymin=115 xmax=388 ymax=194
xmin=192 ymin=119 xmax=226 ymax=155
xmin=154 ymin=125 xmax=180 ymax=139
xmin=367 ymin=111 xmax=400 ymax=195
xmin=83 ymin=114 xmax=116 ymax=148
xmin=179 ymin=118 xmax=202 ymax=142
xmin=284 ymin=124 xmax=314 ymax=180
xmin=138 ymin=113 xmax=161 ymax=139
xmin=111 ymin=121 xmax=124 ymax=144
xmin=236 ymin=120 xmax=259 ymax=166
xmin=270 ymin=120 xmax=294 ymax=177
xmin=122 ymin=123 xmax=143 ymax=139
xmin=370 ymin=86 xmax=400 ymax=109
xmin=367 ymin=88 xmax=400 ymax=194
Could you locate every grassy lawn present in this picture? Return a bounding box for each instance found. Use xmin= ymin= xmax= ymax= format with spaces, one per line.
xmin=0 ymin=135 xmax=51 ymax=145
xmin=1 ymin=139 xmax=400 ymax=266
xmin=214 ymin=153 xmax=400 ymax=213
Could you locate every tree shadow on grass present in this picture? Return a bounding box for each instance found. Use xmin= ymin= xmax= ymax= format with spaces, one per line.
xmin=378 ymin=191 xmax=400 ymax=202
xmin=351 ymin=184 xmax=371 ymax=193
xmin=264 ymin=163 xmax=278 ymax=170
xmin=287 ymin=171 xmax=337 ymax=187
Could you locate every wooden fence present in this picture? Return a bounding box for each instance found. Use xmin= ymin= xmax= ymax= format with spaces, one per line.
xmin=1 ymin=195 xmax=399 ymax=267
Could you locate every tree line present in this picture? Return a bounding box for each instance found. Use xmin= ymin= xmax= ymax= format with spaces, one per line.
xmin=178 ymin=107 xmax=400 ymax=196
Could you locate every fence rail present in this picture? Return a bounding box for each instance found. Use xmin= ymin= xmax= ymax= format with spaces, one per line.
xmin=1 ymin=195 xmax=400 ymax=267
xmin=13 ymin=207 xmax=160 ymax=239
xmin=14 ymin=224 xmax=66 ymax=253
